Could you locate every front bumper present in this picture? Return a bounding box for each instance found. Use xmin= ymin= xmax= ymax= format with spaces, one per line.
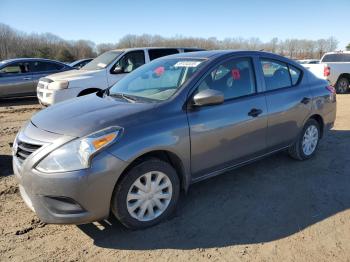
xmin=37 ymin=86 xmax=80 ymax=106
xmin=13 ymin=124 xmax=128 ymax=224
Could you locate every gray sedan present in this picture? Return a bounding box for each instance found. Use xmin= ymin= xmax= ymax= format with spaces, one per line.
xmin=13 ymin=50 xmax=336 ymax=229
xmin=0 ymin=58 xmax=71 ymax=98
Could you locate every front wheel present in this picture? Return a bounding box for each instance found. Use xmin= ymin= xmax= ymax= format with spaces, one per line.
xmin=335 ymin=77 xmax=349 ymax=94
xmin=111 ymin=159 xmax=180 ymax=229
xmin=288 ymin=119 xmax=320 ymax=160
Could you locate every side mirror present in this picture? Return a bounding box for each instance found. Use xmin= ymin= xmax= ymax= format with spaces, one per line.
xmin=113 ymin=65 xmax=124 ymax=74
xmin=193 ymin=89 xmax=224 ymax=106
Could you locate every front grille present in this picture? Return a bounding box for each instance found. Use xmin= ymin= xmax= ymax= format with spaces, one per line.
xmin=15 ymin=140 xmax=42 ymax=164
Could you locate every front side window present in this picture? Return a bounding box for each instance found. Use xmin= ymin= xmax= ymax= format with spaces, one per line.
xmin=196 ymin=57 xmax=256 ymax=100
xmin=0 ymin=62 xmax=30 ymax=74
xmin=112 ymin=51 xmax=145 ymax=73
xmin=148 ymin=49 xmax=179 ymax=61
xmin=82 ymin=50 xmax=122 ymax=70
xmin=109 ymin=58 xmax=205 ymax=101
xmin=260 ymin=59 xmax=292 ymax=91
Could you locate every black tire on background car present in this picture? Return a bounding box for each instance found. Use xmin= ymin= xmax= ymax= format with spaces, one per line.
xmin=111 ymin=158 xmax=180 ymax=229
xmin=335 ymin=77 xmax=349 ymax=94
xmin=288 ymin=119 xmax=321 ymax=161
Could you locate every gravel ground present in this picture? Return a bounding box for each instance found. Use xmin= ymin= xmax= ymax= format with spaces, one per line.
xmin=0 ymin=95 xmax=349 ymax=262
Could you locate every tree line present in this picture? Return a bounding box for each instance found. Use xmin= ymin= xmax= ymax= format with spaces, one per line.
xmin=0 ymin=23 xmax=344 ymax=62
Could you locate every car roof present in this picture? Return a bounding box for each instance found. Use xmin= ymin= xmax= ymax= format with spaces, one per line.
xmin=154 ymin=50 xmax=288 ymax=60
xmin=110 ymin=47 xmax=205 ymax=52
xmin=0 ymin=58 xmax=66 ymax=65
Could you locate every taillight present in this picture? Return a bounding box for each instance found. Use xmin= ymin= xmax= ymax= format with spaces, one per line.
xmin=324 ymin=66 xmax=330 ymax=77
xmin=326 ymin=85 xmax=336 ymax=94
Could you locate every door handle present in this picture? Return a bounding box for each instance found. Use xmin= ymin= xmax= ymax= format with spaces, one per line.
xmin=301 ymin=97 xmax=311 ymax=104
xmin=23 ymin=77 xmax=32 ymax=80
xmin=248 ymin=108 xmax=263 ymax=117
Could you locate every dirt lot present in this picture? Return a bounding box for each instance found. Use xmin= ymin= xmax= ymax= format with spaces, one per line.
xmin=0 ymin=95 xmax=349 ymax=261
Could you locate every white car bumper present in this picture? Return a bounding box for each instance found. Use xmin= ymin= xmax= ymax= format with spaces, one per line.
xmin=37 ymin=83 xmax=81 ymax=106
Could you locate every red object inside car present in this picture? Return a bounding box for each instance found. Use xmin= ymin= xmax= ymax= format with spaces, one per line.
xmin=154 ymin=66 xmax=165 ymax=76
xmin=231 ymin=69 xmax=240 ymax=80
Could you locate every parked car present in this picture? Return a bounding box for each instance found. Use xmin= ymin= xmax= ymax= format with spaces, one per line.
xmin=0 ymin=58 xmax=72 ymax=98
xmin=14 ymin=50 xmax=336 ymax=229
xmin=69 ymin=58 xmax=93 ymax=69
xmin=297 ymin=59 xmax=319 ymax=64
xmin=37 ymin=47 xmax=205 ymax=106
xmin=301 ymin=51 xmax=350 ymax=93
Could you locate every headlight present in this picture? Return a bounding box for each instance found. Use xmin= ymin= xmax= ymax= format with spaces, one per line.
xmin=47 ymin=80 xmax=69 ymax=90
xmin=35 ymin=127 xmax=122 ymax=173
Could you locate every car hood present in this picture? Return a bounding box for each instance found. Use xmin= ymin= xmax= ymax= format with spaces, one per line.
xmin=31 ymin=94 xmax=156 ymax=137
xmin=46 ymin=69 xmax=104 ymax=81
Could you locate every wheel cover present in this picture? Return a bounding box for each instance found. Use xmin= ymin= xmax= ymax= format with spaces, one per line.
xmin=302 ymin=125 xmax=319 ymax=156
xmin=338 ymin=79 xmax=348 ymax=93
xmin=126 ymin=171 xmax=173 ymax=222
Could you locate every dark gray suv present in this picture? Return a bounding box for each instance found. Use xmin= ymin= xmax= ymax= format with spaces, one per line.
xmin=13 ymin=51 xmax=336 ymax=229
xmin=0 ymin=58 xmax=71 ymax=98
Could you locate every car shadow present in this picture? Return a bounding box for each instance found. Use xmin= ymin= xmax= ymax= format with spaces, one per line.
xmin=0 ymin=155 xmax=13 ymax=177
xmin=0 ymin=96 xmax=38 ymax=107
xmin=78 ymin=129 xmax=350 ymax=250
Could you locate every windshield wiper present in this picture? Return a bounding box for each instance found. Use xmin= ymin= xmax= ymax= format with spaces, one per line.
xmin=109 ymin=92 xmax=137 ymax=103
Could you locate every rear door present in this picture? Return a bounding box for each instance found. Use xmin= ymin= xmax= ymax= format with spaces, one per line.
xmin=258 ymin=57 xmax=312 ymax=151
xmin=0 ymin=61 xmax=34 ymax=96
xmin=107 ymin=50 xmax=146 ymax=86
xmin=187 ymin=56 xmax=268 ymax=179
xmin=30 ymin=61 xmax=66 ymax=85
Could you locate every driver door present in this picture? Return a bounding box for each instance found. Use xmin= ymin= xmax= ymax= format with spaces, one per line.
xmin=0 ymin=61 xmax=34 ymax=97
xmin=107 ymin=50 xmax=146 ymax=87
xmin=187 ymin=57 xmax=268 ymax=179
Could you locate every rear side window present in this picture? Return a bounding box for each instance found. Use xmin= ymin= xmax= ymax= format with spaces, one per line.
xmin=322 ymin=53 xmax=350 ymax=62
xmin=148 ymin=49 xmax=179 ymax=61
xmin=0 ymin=62 xmax=30 ymax=74
xmin=197 ymin=57 xmax=256 ymax=100
xmin=31 ymin=61 xmax=64 ymax=72
xmin=260 ymin=59 xmax=292 ymax=91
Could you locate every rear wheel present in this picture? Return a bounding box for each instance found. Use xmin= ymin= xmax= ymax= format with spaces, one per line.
xmin=288 ymin=119 xmax=320 ymax=160
xmin=335 ymin=77 xmax=349 ymax=94
xmin=111 ymin=159 xmax=180 ymax=229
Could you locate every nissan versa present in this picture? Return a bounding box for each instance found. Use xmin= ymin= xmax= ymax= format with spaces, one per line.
xmin=13 ymin=51 xmax=336 ymax=229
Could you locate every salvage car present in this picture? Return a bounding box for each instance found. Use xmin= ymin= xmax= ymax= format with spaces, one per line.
xmin=37 ymin=47 xmax=204 ymax=106
xmin=0 ymin=58 xmax=71 ymax=98
xmin=13 ymin=50 xmax=336 ymax=229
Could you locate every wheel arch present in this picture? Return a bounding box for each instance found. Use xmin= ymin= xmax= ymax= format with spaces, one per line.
xmin=116 ymin=150 xmax=190 ymax=192
xmin=77 ymin=88 xmax=102 ymax=97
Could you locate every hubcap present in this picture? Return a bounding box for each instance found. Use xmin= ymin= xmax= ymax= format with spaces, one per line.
xmin=126 ymin=171 xmax=173 ymax=222
xmin=302 ymin=125 xmax=319 ymax=156
xmin=338 ymin=79 xmax=349 ymax=93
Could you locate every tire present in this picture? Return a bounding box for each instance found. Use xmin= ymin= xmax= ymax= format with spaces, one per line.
xmin=335 ymin=77 xmax=349 ymax=94
xmin=288 ymin=119 xmax=320 ymax=161
xmin=111 ymin=158 xmax=180 ymax=229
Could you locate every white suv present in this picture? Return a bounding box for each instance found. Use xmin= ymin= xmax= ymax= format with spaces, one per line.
xmin=37 ymin=47 xmax=204 ymax=106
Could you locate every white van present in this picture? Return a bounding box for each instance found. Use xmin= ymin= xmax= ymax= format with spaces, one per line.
xmin=37 ymin=47 xmax=204 ymax=105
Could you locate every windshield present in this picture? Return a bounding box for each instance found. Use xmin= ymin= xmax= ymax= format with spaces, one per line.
xmin=82 ymin=51 xmax=122 ymax=70
xmin=109 ymin=58 xmax=206 ymax=102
